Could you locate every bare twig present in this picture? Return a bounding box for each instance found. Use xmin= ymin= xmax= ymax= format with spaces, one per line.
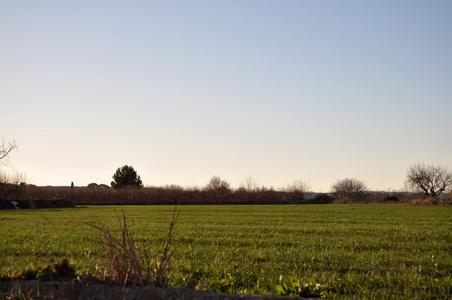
xmin=0 ymin=139 xmax=17 ymax=165
xmin=155 ymin=205 xmax=178 ymax=285
xmin=87 ymin=206 xmax=178 ymax=287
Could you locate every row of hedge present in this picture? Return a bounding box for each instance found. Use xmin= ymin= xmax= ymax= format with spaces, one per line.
xmin=1 ymin=185 xmax=335 ymax=205
xmin=2 ymin=184 xmax=447 ymax=208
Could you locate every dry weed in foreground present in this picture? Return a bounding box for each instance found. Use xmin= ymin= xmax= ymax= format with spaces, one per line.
xmin=88 ymin=206 xmax=178 ymax=287
xmin=2 ymin=284 xmax=34 ymax=300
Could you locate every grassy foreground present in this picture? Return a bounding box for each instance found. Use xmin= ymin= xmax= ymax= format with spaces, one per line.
xmin=0 ymin=204 xmax=451 ymax=299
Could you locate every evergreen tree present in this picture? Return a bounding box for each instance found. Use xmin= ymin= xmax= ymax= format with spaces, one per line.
xmin=111 ymin=165 xmax=143 ymax=189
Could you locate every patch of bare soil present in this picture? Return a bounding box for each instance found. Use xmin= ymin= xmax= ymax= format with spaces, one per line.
xmin=0 ymin=280 xmax=318 ymax=300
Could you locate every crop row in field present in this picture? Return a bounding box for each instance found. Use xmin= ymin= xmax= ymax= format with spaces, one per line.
xmin=0 ymin=204 xmax=451 ymax=299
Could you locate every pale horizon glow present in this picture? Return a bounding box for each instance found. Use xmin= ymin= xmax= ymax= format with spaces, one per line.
xmin=1 ymin=1 xmax=451 ymax=192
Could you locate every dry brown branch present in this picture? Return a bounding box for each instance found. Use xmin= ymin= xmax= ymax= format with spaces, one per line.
xmin=87 ymin=206 xmax=178 ymax=287
xmin=155 ymin=205 xmax=178 ymax=285
xmin=0 ymin=139 xmax=17 ymax=166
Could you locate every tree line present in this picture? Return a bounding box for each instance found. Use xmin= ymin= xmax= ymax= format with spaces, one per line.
xmin=1 ymin=138 xmax=451 ymax=205
xmin=110 ymin=163 xmax=451 ymax=204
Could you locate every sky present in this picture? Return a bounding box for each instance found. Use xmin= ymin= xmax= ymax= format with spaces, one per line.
xmin=1 ymin=1 xmax=451 ymax=192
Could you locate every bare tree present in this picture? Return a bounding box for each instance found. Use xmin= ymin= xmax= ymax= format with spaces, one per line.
xmin=239 ymin=176 xmax=259 ymax=192
xmin=0 ymin=139 xmax=17 ymax=166
xmin=331 ymin=177 xmax=368 ymax=203
xmin=0 ymin=170 xmax=28 ymax=185
xmin=405 ymin=163 xmax=452 ymax=197
xmin=284 ymin=179 xmax=310 ymax=194
xmin=205 ymin=176 xmax=231 ymax=191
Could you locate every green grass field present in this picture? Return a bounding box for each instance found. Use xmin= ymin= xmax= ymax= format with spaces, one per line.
xmin=0 ymin=204 xmax=451 ymax=299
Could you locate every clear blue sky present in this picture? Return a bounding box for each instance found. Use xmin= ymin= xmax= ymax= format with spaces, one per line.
xmin=1 ymin=1 xmax=451 ymax=191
